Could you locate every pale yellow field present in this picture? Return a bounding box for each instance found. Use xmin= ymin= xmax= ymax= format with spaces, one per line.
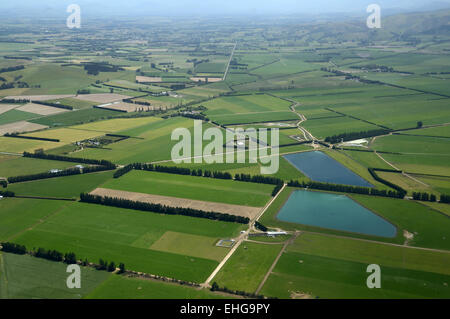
xmin=0 ymin=136 xmax=63 ymax=153
xmin=71 ymin=117 xmax=162 ymax=133
xmin=23 ymin=128 xmax=104 ymax=143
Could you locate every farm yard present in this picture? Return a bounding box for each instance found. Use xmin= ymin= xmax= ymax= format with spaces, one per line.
xmin=0 ymin=5 xmax=449 ymax=301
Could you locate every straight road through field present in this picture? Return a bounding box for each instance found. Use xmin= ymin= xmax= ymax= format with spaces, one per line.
xmin=203 ymin=183 xmax=287 ymax=287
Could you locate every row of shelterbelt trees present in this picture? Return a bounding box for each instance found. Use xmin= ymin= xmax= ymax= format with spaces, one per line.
xmin=287 ymin=180 xmax=406 ymax=199
xmin=113 ymin=163 xmax=284 ymax=186
xmin=0 ymin=242 xmax=125 ymax=273
xmin=6 ymin=165 xmax=113 ymax=184
xmin=79 ymin=192 xmax=250 ymax=224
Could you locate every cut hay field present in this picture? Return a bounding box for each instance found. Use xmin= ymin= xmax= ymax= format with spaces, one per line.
xmin=260 ymin=232 xmax=450 ymax=299
xmin=22 ymin=127 xmax=104 ymax=144
xmin=0 ymin=136 xmax=62 ymax=153
xmin=71 ymin=116 xmax=162 ymax=133
xmin=213 ymin=241 xmax=282 ymax=293
xmin=90 ymin=188 xmax=261 ymax=219
xmin=101 ymin=170 xmax=273 ymax=207
xmin=0 ymin=253 xmax=110 ymax=299
xmin=12 ymin=201 xmax=244 ymax=283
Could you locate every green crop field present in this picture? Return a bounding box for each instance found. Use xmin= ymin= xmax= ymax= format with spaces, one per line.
xmin=0 ymin=155 xmax=83 ymax=178
xmin=30 ymin=108 xmax=121 ymax=127
xmin=11 ymin=200 xmax=244 ymax=283
xmin=0 ymin=252 xmax=110 ymax=299
xmin=102 ymin=170 xmax=273 ymax=207
xmin=213 ymin=241 xmax=282 ymax=293
xmin=74 ymin=117 xmax=205 ymax=164
xmin=7 ymin=170 xmax=115 ymax=199
xmin=86 ymin=275 xmax=227 ymax=299
xmin=1 ymin=5 xmax=449 ymax=301
xmin=261 ymin=232 xmax=450 ymax=299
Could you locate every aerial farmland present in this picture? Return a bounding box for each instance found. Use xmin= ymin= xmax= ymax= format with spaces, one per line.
xmin=0 ymin=0 xmax=449 ymax=310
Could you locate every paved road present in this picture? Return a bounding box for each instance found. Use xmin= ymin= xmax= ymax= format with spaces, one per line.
xmin=223 ymin=43 xmax=237 ymax=81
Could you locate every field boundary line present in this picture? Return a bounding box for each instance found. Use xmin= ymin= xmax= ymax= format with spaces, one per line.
xmin=374 ymin=151 xmax=429 ymax=187
xmin=254 ymin=231 xmax=300 ymax=295
xmin=0 ymin=253 xmax=8 ymax=298
xmin=6 ymin=203 xmax=69 ymax=242
xmin=302 ymin=230 xmax=450 ymax=254
xmin=203 ymin=183 xmax=287 ymax=287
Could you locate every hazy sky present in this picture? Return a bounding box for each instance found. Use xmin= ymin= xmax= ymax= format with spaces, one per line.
xmin=2 ymin=0 xmax=450 ymax=16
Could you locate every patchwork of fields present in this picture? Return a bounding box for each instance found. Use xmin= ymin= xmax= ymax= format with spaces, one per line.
xmin=1 ymin=9 xmax=449 ymax=301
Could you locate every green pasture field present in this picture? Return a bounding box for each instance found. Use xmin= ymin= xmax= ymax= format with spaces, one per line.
xmin=250 ymin=54 xmax=319 ymax=77
xmin=214 ymin=112 xmax=298 ymax=126
xmin=0 ymin=155 xmax=83 ymax=178
xmin=213 ymin=241 xmax=282 ymax=293
xmin=331 ymin=94 xmax=450 ymax=130
xmin=150 ymin=231 xmax=229 ymax=261
xmin=370 ymin=134 xmax=450 ymax=175
xmin=70 ymin=116 xmax=162 ymax=133
xmin=301 ymin=116 xmax=382 ymax=139
xmin=7 ymin=170 xmax=115 ymax=199
xmin=379 ymin=153 xmax=450 ymax=176
xmin=45 ymin=97 xmax=96 ymax=109
xmin=260 ymin=232 xmax=450 ymax=299
xmin=12 ymin=201 xmax=243 ymax=283
xmin=0 ymin=252 xmax=110 ymax=299
xmin=371 ymin=134 xmax=450 ymax=156
xmin=0 ymin=109 xmax=39 ymax=125
xmin=0 ymin=198 xmax=68 ymax=241
xmin=194 ymin=62 xmax=227 ymax=74
xmin=30 ymin=108 xmax=121 ymax=127
xmin=203 ymin=94 xmax=292 ymax=117
xmin=86 ymin=275 xmax=226 ymax=299
xmin=261 ymin=246 xmax=450 ymax=299
xmin=341 ymin=150 xmax=393 ymax=170
xmin=75 ymin=117 xmax=219 ymax=164
xmin=259 ymin=187 xmax=450 ymax=250
xmin=275 ymin=83 xmax=450 ymax=130
xmin=2 ymin=63 xmax=134 ymax=95
xmin=399 ymin=125 xmax=450 ymax=138
xmin=377 ymin=171 xmax=436 ymax=195
xmin=102 ymin=170 xmax=273 ymax=207
xmin=422 ymin=202 xmax=450 ymax=217
xmin=360 ymin=72 xmax=450 ymax=97
xmin=410 ymin=174 xmax=450 ymax=195
xmin=347 ymin=52 xmax=450 ymax=74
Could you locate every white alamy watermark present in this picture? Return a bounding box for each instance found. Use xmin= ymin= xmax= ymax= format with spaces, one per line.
xmin=171 ymin=120 xmax=279 ymax=174
xmin=367 ymin=4 xmax=381 ymax=29
xmin=67 ymin=4 xmax=81 ymax=29
xmin=366 ymin=264 xmax=381 ymax=289
xmin=66 ymin=264 xmax=81 ymax=289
